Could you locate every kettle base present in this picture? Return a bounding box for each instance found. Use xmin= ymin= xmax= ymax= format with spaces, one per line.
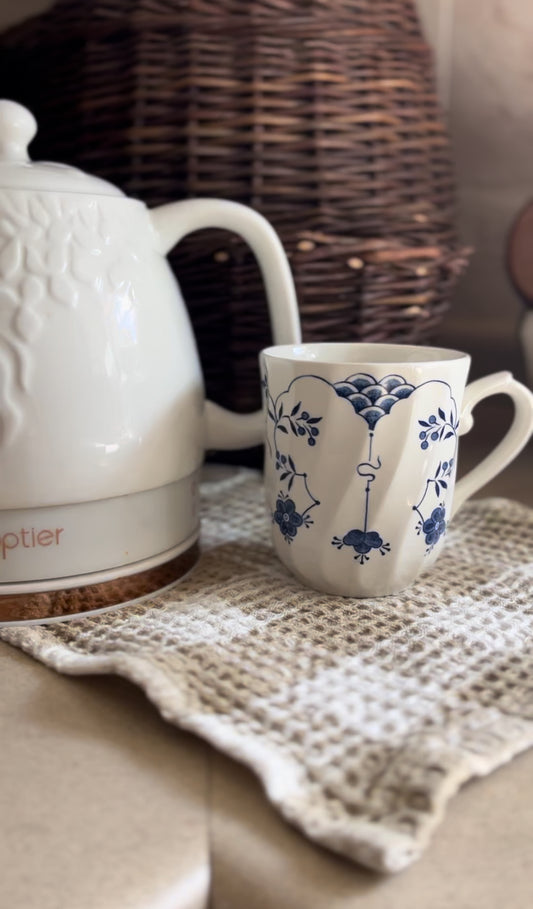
xmin=0 ymin=542 xmax=199 ymax=626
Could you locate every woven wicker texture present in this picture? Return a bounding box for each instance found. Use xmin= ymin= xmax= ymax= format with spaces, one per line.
xmin=0 ymin=0 xmax=469 ymax=420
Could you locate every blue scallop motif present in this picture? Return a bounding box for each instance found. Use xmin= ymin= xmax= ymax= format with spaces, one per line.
xmin=333 ymin=373 xmax=414 ymax=428
xmin=374 ymin=394 xmax=398 ymax=414
xmin=381 ymin=375 xmax=405 ymax=392
xmin=334 ymin=381 xmax=360 ymax=399
xmin=345 ymin=373 xmax=376 ymax=391
xmin=346 ymin=392 xmax=372 ymax=413
xmin=393 ymin=383 xmax=416 ymax=400
xmin=362 ymin=384 xmax=388 ymax=403
xmin=358 ymin=406 xmax=384 ymax=431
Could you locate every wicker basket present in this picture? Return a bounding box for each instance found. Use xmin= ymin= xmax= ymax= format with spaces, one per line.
xmin=0 ymin=0 xmax=469 ymax=424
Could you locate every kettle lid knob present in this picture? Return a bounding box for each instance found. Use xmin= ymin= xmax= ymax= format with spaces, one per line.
xmin=0 ymin=99 xmax=124 ymax=196
xmin=0 ymin=101 xmax=37 ymax=162
xmin=0 ymin=100 xmax=37 ymax=163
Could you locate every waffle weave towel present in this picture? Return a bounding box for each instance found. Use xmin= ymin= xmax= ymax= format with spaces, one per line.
xmin=2 ymin=468 xmax=533 ymax=872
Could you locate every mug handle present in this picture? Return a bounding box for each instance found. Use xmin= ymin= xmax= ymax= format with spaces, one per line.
xmin=150 ymin=198 xmax=301 ymax=449
xmin=452 ymin=371 xmax=533 ymax=518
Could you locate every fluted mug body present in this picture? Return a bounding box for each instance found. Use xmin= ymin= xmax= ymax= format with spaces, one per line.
xmin=261 ymin=343 xmax=533 ymax=597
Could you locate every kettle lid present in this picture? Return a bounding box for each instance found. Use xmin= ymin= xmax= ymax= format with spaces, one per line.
xmin=0 ymin=100 xmax=124 ymax=197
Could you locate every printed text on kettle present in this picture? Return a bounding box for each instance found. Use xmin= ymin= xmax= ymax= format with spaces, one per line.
xmin=1 ymin=528 xmax=64 ymax=560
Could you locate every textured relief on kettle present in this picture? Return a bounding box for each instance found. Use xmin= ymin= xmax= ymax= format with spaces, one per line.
xmin=0 ymin=190 xmax=141 ymax=446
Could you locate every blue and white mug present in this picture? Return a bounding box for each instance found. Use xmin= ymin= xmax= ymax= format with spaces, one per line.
xmin=260 ymin=343 xmax=533 ymax=597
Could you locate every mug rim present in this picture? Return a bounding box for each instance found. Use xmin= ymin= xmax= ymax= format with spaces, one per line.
xmin=261 ymin=342 xmax=470 ymax=366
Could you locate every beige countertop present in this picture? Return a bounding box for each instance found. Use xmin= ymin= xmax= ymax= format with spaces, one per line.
xmin=2 ymin=641 xmax=533 ymax=909
xmin=1 ymin=421 xmax=532 ymax=909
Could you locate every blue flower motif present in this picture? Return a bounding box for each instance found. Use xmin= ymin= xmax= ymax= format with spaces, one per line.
xmin=340 ymin=528 xmax=384 ymax=554
xmin=332 ymin=528 xmax=391 ymax=563
xmin=273 ymin=496 xmax=304 ymax=541
xmin=333 ymin=373 xmax=415 ymax=430
xmin=422 ymin=506 xmax=446 ymax=546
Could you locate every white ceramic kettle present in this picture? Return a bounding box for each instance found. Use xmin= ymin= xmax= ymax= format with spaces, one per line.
xmin=0 ymin=100 xmax=301 ymax=620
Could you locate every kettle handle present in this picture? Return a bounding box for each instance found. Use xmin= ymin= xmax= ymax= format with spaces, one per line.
xmin=150 ymin=198 xmax=301 ymax=449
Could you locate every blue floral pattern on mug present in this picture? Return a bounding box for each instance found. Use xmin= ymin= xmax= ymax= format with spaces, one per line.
xmin=273 ymin=494 xmax=305 ymax=541
xmin=263 ymin=365 xmax=460 ymax=560
xmin=422 ymin=506 xmax=447 ymax=546
xmin=333 ymin=373 xmax=415 ymax=429
xmin=331 ymin=528 xmax=391 ymax=564
xmin=263 ymin=373 xmax=321 ymax=543
xmin=413 ymin=457 xmax=455 ymax=552
xmin=418 ymin=408 xmax=459 ymax=451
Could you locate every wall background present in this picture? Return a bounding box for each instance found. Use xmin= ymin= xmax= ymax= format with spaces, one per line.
xmin=418 ymin=0 xmax=533 ymax=382
xmin=1 ymin=0 xmax=532 ymax=383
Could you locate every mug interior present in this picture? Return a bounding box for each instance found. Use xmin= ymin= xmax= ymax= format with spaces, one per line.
xmin=262 ymin=342 xmax=469 ymax=366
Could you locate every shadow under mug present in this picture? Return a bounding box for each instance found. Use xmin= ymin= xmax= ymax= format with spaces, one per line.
xmin=260 ymin=343 xmax=533 ymax=598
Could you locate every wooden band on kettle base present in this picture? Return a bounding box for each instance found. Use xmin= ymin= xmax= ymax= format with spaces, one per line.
xmin=0 ymin=543 xmax=199 ymax=624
